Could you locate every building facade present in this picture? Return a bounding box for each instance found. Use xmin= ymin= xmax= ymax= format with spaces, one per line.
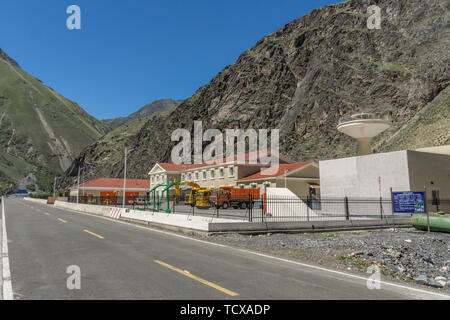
xmin=147 ymin=151 xmax=318 ymax=198
xmin=319 ymin=150 xmax=450 ymax=213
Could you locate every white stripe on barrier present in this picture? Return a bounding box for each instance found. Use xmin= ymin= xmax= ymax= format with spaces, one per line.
xmin=110 ymin=208 xmax=122 ymax=220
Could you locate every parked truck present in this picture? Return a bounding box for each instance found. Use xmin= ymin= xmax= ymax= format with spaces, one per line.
xmin=195 ymin=188 xmax=213 ymax=208
xmin=211 ymin=186 xmax=260 ymax=209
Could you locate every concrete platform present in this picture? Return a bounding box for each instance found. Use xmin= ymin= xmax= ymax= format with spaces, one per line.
xmin=27 ymin=199 xmax=413 ymax=235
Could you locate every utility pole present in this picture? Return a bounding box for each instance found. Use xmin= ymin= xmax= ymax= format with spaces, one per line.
xmin=123 ymin=147 xmax=140 ymax=209
xmin=284 ymin=170 xmax=287 ymax=188
xmin=77 ymin=166 xmax=89 ymax=204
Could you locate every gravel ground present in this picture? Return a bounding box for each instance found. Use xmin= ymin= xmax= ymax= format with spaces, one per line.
xmin=204 ymin=228 xmax=450 ymax=292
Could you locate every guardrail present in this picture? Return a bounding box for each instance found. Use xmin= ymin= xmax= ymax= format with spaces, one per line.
xmin=338 ymin=113 xmax=390 ymax=125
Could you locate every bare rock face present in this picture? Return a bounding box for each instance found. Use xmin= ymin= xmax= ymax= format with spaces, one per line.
xmin=59 ymin=0 xmax=449 ymax=188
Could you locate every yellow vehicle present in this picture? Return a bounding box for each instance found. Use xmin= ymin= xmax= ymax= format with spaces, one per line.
xmin=175 ymin=181 xmax=201 ymax=206
xmin=195 ymin=189 xmax=213 ymax=208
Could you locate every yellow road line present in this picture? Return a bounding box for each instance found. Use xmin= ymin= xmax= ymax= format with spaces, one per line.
xmin=57 ymin=218 xmax=68 ymax=223
xmin=154 ymin=260 xmax=239 ymax=297
xmin=83 ymin=229 xmax=104 ymax=239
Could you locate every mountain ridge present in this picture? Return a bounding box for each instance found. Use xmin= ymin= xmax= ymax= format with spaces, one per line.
xmin=102 ymin=99 xmax=183 ymax=130
xmin=0 ymin=49 xmax=110 ymax=193
xmin=53 ymin=0 xmax=450 ymax=190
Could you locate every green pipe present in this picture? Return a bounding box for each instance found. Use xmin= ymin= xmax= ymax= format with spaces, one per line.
xmin=159 ymin=182 xmax=187 ymax=213
xmin=412 ymin=213 xmax=450 ymax=233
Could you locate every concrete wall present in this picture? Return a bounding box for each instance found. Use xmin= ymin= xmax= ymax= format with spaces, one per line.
xmin=277 ymin=178 xmax=312 ymax=199
xmin=53 ymin=199 xmax=412 ymax=234
xmin=408 ymin=150 xmax=450 ymax=212
xmin=320 ymin=151 xmax=411 ymax=199
xmin=319 ymin=151 xmax=412 ymax=215
xmin=265 ymin=187 xmax=320 ymax=220
xmin=319 ymin=150 xmax=450 ymax=215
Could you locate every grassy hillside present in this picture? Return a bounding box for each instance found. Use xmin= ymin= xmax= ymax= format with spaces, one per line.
xmin=0 ymin=49 xmax=109 ymax=193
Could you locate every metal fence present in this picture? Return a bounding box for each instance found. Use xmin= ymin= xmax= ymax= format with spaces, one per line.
xmin=66 ymin=195 xmax=450 ymax=222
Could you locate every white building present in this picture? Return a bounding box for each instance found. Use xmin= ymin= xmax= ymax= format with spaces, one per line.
xmin=319 ymin=150 xmax=450 ymax=214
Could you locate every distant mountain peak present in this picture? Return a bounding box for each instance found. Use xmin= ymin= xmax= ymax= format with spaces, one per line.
xmin=103 ymin=98 xmax=183 ymax=130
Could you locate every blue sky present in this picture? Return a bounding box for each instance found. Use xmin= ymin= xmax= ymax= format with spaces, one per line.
xmin=0 ymin=0 xmax=339 ymax=119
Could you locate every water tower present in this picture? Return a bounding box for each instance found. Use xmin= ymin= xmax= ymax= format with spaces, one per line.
xmin=337 ymin=113 xmax=391 ymax=156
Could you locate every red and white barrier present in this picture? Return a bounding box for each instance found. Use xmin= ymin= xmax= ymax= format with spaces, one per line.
xmin=110 ymin=207 xmax=123 ymax=220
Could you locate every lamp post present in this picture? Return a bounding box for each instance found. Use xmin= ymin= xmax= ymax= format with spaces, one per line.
xmin=77 ymin=165 xmax=89 ymax=204
xmin=123 ymin=147 xmax=140 ymax=208
xmin=284 ymin=170 xmax=288 ymax=188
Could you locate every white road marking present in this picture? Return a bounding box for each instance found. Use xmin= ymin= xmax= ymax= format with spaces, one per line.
xmin=1 ymin=197 xmax=13 ymax=300
xmin=27 ymin=200 xmax=450 ymax=300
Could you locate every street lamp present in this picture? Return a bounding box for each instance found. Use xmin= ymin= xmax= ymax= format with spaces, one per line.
xmin=123 ymin=147 xmax=140 ymax=208
xmin=284 ymin=169 xmax=288 ymax=188
xmin=77 ymin=165 xmax=89 ymax=204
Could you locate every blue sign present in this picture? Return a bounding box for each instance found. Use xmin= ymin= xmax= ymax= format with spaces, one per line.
xmin=392 ymin=191 xmax=426 ymax=213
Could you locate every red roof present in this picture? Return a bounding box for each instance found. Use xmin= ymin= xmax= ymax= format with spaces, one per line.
xmin=239 ymin=161 xmax=312 ymax=180
xmin=72 ymin=178 xmax=150 ymax=190
xmin=157 ymin=163 xmax=205 ymax=172
xmin=155 ymin=149 xmax=294 ymax=172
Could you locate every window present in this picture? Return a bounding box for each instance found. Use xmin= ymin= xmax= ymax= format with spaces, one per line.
xmin=194 ymin=172 xmax=199 ymax=181
xmin=219 ymin=167 xmax=224 ymax=179
xmin=228 ymin=166 xmax=234 ymax=177
xmin=210 ymin=169 xmax=215 ymax=180
xmin=250 ymin=183 xmax=258 ymax=188
xmin=151 ymin=176 xmax=154 ymax=184
xmin=188 ymin=173 xmax=192 ymax=181
xmin=202 ymin=171 xmax=207 ymax=181
xmin=181 ymin=174 xmax=184 ymax=181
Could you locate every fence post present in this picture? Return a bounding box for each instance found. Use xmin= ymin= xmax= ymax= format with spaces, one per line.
xmin=390 ymin=187 xmax=396 ymax=230
xmin=344 ymin=196 xmax=349 ymax=220
xmin=172 ymin=196 xmax=176 ymax=214
xmin=249 ymin=194 xmax=252 ymax=222
xmin=379 ymin=196 xmax=383 ymax=220
xmin=424 ymin=186 xmax=430 ymax=233
xmin=307 ymin=198 xmax=310 ymax=222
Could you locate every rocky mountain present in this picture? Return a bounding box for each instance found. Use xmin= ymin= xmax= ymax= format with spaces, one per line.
xmin=58 ymin=0 xmax=449 ymax=190
xmin=103 ymin=99 xmax=183 ymax=130
xmin=0 ymin=49 xmax=110 ymax=193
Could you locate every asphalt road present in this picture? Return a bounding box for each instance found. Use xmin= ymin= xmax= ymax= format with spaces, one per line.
xmin=1 ymin=198 xmax=449 ymax=300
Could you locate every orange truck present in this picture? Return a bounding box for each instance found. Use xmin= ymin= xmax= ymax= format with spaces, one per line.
xmin=211 ymin=187 xmax=260 ymax=209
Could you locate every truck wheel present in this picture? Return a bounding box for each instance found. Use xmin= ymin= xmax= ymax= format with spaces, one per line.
xmin=240 ymin=202 xmax=247 ymax=209
xmin=222 ymin=202 xmax=229 ymax=210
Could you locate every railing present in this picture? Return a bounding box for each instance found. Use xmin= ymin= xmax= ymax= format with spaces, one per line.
xmin=67 ymin=195 xmax=450 ymax=222
xmin=338 ymin=113 xmax=390 ymax=125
